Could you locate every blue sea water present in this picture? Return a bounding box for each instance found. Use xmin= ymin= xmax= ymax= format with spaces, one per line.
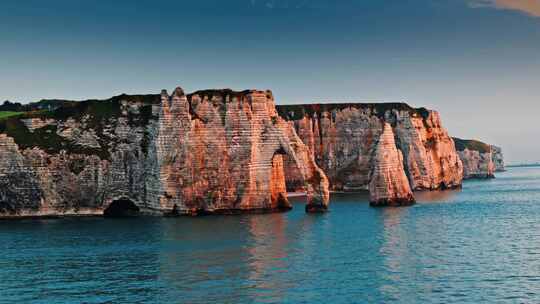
xmin=1 ymin=167 xmax=540 ymax=303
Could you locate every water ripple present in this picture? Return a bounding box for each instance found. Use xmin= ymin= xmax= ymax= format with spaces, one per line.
xmin=2 ymin=168 xmax=540 ymax=302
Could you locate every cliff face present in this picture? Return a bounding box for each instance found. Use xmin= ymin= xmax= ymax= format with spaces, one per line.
xmin=277 ymin=103 xmax=463 ymax=193
xmin=0 ymin=88 xmax=329 ymax=217
xmin=0 ymin=95 xmax=164 ymax=217
xmin=491 ymin=145 xmax=505 ymax=172
xmin=369 ymin=123 xmax=415 ymax=206
xmin=156 ymin=88 xmax=329 ymax=214
xmin=453 ymin=138 xmax=505 ymax=179
xmin=2 ymin=87 xmax=494 ymax=216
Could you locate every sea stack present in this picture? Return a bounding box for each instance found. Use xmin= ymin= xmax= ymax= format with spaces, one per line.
xmin=369 ymin=123 xmax=415 ymax=206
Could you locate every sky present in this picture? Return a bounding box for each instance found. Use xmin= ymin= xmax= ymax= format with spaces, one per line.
xmin=0 ymin=0 xmax=539 ymax=163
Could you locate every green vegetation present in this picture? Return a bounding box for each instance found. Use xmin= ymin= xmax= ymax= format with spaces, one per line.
xmin=275 ymin=103 xmax=430 ymax=121
xmin=0 ymin=117 xmax=109 ymax=158
xmin=0 ymin=111 xmax=23 ymax=120
xmin=453 ymin=137 xmax=491 ymax=153
xmin=1 ymin=94 xmax=160 ymax=113
xmin=0 ymin=94 xmax=161 ymax=159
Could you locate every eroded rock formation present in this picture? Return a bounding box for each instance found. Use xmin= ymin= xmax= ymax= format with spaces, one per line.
xmin=369 ymin=123 xmax=415 ymax=206
xmin=277 ymin=103 xmax=463 ymax=193
xmin=0 ymin=88 xmax=329 ymax=217
xmin=156 ymin=88 xmax=329 ymax=214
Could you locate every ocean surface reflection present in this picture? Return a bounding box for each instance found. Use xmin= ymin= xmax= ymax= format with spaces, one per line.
xmin=1 ymin=167 xmax=540 ymax=303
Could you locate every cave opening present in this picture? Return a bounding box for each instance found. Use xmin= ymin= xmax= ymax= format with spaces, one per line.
xmin=103 ymin=199 xmax=140 ymax=217
xmin=0 ymin=201 xmax=16 ymax=215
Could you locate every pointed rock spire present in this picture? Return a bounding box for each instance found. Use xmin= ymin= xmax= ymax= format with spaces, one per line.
xmin=369 ymin=123 xmax=415 ymax=206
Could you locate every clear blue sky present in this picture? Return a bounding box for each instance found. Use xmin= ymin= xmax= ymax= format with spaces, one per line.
xmin=1 ymin=0 xmax=539 ymax=163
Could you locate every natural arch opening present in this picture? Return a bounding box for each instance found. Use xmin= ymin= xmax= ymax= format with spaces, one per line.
xmin=278 ymin=140 xmax=330 ymax=213
xmin=282 ymin=153 xmax=307 ymax=194
xmin=270 ymin=153 xmax=294 ymax=211
xmin=103 ymin=199 xmax=140 ymax=217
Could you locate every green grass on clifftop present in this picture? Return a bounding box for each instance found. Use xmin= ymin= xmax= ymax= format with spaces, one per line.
xmin=453 ymin=137 xmax=491 ymax=153
xmin=0 ymin=94 xmax=160 ymax=159
xmin=0 ymin=111 xmax=23 ymax=120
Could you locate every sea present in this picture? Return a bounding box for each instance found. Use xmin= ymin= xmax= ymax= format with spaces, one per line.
xmin=1 ymin=166 xmax=540 ymax=303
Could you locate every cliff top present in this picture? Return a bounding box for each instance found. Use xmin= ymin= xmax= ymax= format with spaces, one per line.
xmin=186 ymin=88 xmax=270 ymax=100
xmin=0 ymin=94 xmax=161 ymax=113
xmin=0 ymin=89 xmax=274 ymax=114
xmin=275 ymin=103 xmax=431 ymax=120
xmin=453 ymin=137 xmax=491 ymax=153
xmin=0 ymin=88 xmax=278 ymax=157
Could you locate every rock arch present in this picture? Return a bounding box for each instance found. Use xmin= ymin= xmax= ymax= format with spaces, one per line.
xmin=269 ymin=151 xmax=293 ymax=211
xmin=275 ymin=122 xmax=330 ymax=213
xmin=156 ymin=87 xmax=330 ymax=214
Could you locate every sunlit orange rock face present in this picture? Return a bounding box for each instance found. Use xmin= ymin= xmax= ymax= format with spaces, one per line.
xmin=0 ymin=87 xmax=329 ymax=217
xmin=394 ymin=110 xmax=463 ymax=190
xmin=157 ymin=88 xmax=329 ymax=214
xmin=369 ymin=123 xmax=415 ymax=206
xmin=0 ymin=87 xmax=480 ymax=215
xmin=277 ymin=103 xmax=464 ymax=204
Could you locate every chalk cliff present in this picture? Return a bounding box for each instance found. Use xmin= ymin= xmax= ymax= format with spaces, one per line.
xmin=0 ymin=94 xmax=162 ymax=217
xmin=491 ymin=145 xmax=505 ymax=172
xmin=453 ymin=138 xmax=505 ymax=179
xmin=157 ymin=88 xmax=329 ymax=214
xmin=1 ymin=87 xmax=495 ymax=217
xmin=276 ymin=103 xmax=463 ymax=194
xmin=0 ymin=88 xmax=329 ymax=217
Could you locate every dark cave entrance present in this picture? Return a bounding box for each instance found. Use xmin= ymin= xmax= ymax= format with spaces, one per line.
xmin=103 ymin=199 xmax=140 ymax=217
xmin=0 ymin=201 xmax=16 ymax=215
